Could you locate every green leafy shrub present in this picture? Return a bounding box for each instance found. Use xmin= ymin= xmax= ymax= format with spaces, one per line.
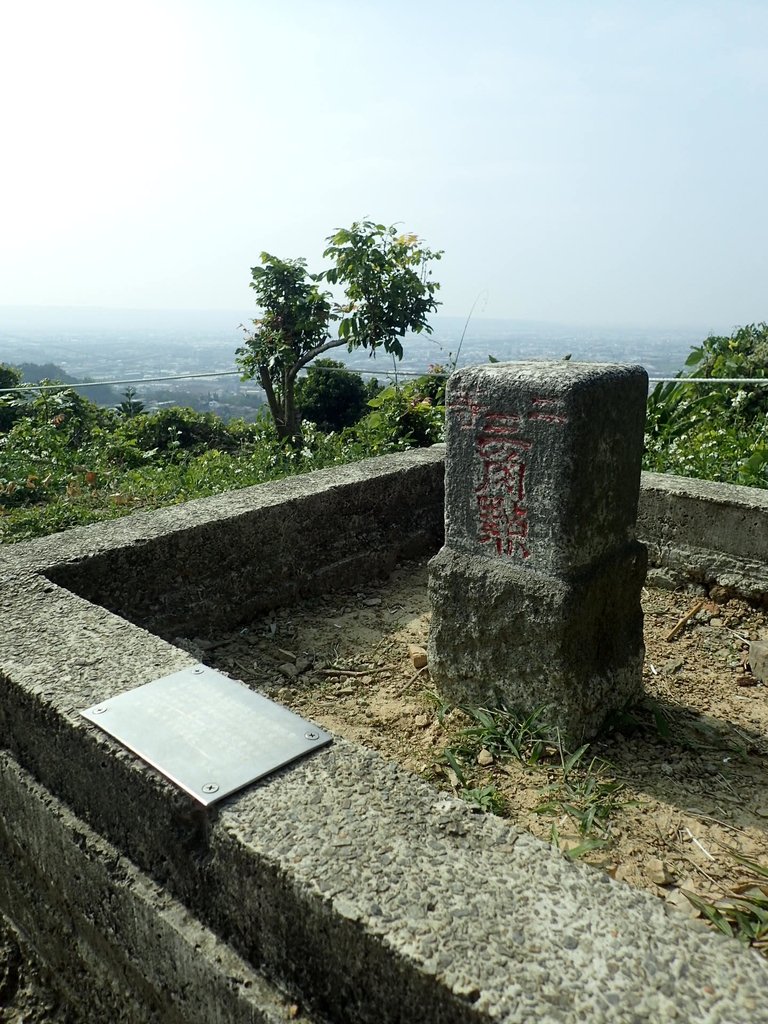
xmin=644 ymin=324 xmax=768 ymax=487
xmin=0 ymin=386 xmax=414 ymax=542
xmin=295 ymin=359 xmax=369 ymax=432
xmin=363 ymin=373 xmax=445 ymax=448
xmin=116 ymin=406 xmax=242 ymax=455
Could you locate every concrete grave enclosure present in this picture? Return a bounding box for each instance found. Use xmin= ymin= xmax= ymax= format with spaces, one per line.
xmin=2 ymin=444 xmax=768 ymax=1022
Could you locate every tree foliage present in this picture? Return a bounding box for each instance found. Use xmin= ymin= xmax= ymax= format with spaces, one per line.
xmin=295 ymin=359 xmax=369 ymax=432
xmin=0 ymin=364 xmax=22 ymax=432
xmin=117 ymin=387 xmax=145 ymax=418
xmin=644 ymin=323 xmax=768 ymax=487
xmin=236 ymin=220 xmax=442 ymax=440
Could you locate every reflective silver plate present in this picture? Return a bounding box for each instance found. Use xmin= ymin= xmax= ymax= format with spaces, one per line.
xmin=81 ymin=664 xmax=332 ymax=806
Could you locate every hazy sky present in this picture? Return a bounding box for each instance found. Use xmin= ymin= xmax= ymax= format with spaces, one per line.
xmin=2 ymin=0 xmax=766 ymax=327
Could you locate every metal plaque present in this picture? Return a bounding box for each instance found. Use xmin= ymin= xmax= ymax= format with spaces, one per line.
xmin=80 ymin=664 xmax=332 ymax=806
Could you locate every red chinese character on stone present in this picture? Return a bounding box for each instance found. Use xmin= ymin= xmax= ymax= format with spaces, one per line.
xmin=447 ymin=392 xmax=483 ymax=431
xmin=474 ymin=418 xmax=532 ymax=558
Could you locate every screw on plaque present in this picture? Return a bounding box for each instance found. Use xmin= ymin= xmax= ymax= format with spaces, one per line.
xmin=304 ymin=731 xmax=320 ymax=741
xmin=91 ymin=706 xmax=108 ymax=715
xmin=202 ymin=783 xmax=219 ymax=794
xmin=193 ymin=667 xmax=205 ymax=674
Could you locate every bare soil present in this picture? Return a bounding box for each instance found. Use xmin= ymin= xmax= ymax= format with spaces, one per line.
xmin=201 ymin=558 xmax=768 ymax=932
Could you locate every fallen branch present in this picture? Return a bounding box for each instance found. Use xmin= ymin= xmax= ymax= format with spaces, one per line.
xmin=682 ymin=810 xmax=749 ymax=836
xmin=391 ymin=663 xmax=430 ymax=697
xmin=665 ymin=600 xmax=705 ymax=642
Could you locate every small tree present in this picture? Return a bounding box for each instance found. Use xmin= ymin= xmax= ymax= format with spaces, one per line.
xmin=236 ymin=220 xmax=442 ymax=441
xmin=295 ymin=359 xmax=369 ymax=432
xmin=117 ymin=387 xmax=145 ymax=418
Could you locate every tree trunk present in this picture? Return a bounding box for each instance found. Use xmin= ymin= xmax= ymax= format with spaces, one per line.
xmin=259 ymin=368 xmax=288 ymax=438
xmin=258 ymin=337 xmax=350 ymax=443
xmin=259 ymin=367 xmax=302 ymax=442
xmin=282 ymin=368 xmax=301 ymax=443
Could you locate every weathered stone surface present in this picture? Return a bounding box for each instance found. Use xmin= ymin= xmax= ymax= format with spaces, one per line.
xmin=442 ymin=361 xmax=647 ymax=574
xmin=429 ymin=361 xmax=648 ymax=745
xmin=748 ymin=639 xmax=768 ymax=682
xmin=428 ymin=544 xmax=646 ymax=744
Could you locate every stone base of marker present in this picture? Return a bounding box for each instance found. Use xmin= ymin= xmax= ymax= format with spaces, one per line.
xmin=428 ymin=360 xmax=649 ymax=747
xmin=428 ymin=544 xmax=647 ymax=746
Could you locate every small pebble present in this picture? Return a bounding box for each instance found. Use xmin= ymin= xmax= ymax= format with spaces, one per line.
xmin=408 ymin=644 xmax=428 ymax=669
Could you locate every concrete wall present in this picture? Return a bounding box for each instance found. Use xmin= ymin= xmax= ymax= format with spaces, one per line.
xmin=13 ymin=447 xmax=446 ymax=637
xmin=1 ymin=448 xmax=767 ymax=1024
xmin=638 ymin=470 xmax=768 ymax=599
xmin=0 ymin=753 xmax=311 ymax=1024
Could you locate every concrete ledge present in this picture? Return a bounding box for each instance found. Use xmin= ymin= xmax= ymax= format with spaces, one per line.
xmin=10 ymin=447 xmax=445 ymax=637
xmin=2 ymin=450 xmax=768 ymax=1022
xmin=5 ymin=451 xmax=766 ymax=612
xmin=638 ymin=471 xmax=768 ymax=599
xmin=1 ymin=581 xmax=766 ymax=1022
xmin=0 ymin=753 xmax=314 ymax=1024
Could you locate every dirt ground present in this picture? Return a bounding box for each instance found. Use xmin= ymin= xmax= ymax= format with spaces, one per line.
xmin=201 ymin=557 xmax=768 ymax=939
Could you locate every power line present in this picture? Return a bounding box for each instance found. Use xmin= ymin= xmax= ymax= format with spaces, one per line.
xmin=0 ymin=370 xmax=240 ymax=394
xmin=2 ymin=366 xmax=768 ymax=396
xmin=0 ymin=365 xmax=444 ymax=394
xmin=647 ymin=377 xmax=768 ymax=384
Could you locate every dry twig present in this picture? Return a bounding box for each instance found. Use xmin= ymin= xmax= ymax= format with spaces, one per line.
xmin=665 ymin=600 xmax=706 ymax=642
xmin=682 ymin=810 xmax=749 ymax=835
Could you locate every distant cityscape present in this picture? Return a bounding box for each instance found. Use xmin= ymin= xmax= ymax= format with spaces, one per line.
xmin=0 ymin=307 xmax=718 ymax=422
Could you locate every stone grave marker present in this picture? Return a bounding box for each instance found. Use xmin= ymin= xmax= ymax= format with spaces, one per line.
xmin=427 ymin=361 xmax=648 ymax=746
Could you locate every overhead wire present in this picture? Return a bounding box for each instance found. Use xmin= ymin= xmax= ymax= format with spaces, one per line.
xmin=1 ymin=366 xmax=768 ymax=396
xmin=0 ymin=365 xmax=445 ymax=394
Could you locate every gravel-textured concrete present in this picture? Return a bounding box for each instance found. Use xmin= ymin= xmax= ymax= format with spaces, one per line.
xmin=0 ymin=753 xmax=314 ymax=1024
xmin=9 ymin=447 xmax=445 ymax=638
xmin=2 ymin=449 xmax=768 ymax=1023
xmin=638 ymin=470 xmax=768 ymax=599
